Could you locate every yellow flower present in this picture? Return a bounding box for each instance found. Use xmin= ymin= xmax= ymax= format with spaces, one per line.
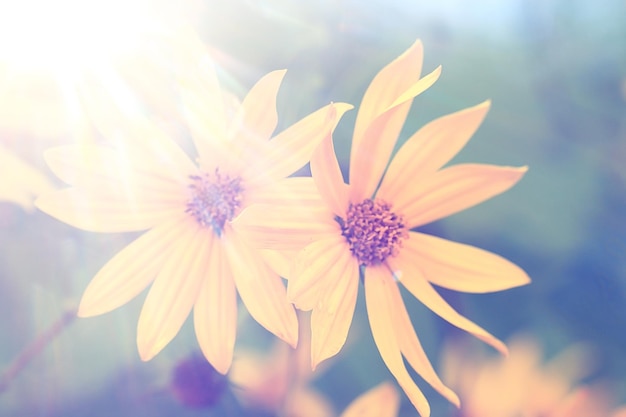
xmin=442 ymin=335 xmax=624 ymax=417
xmin=231 ymin=342 xmax=400 ymax=417
xmin=340 ymin=382 xmax=400 ymax=417
xmin=229 ymin=313 xmax=334 ymax=417
xmin=233 ymin=40 xmax=530 ymax=416
xmin=230 ymin=313 xmax=399 ymax=417
xmin=35 ymin=55 xmax=351 ymax=374
xmin=0 ymin=144 xmax=53 ymax=210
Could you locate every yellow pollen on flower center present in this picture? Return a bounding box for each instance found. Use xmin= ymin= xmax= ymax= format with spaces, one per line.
xmin=186 ymin=169 xmax=243 ymax=236
xmin=339 ymin=198 xmax=408 ymax=267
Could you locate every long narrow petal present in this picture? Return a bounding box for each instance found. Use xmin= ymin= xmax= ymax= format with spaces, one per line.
xmin=243 ymin=177 xmax=326 ymax=208
xmin=78 ymin=213 xmax=190 ymax=317
xmin=223 ymin=71 xmax=286 ymax=174
xmin=137 ymin=220 xmax=207 ymax=361
xmin=231 ymin=203 xmax=337 ymax=251
xmin=288 ymin=235 xmax=349 ymax=310
xmin=285 ymin=387 xmax=335 ymax=417
xmin=352 ymin=40 xmax=424 ymax=153
xmin=385 ymin=66 xmax=442 ymax=110
xmin=43 ymin=144 xmax=192 ymax=198
xmin=364 ymin=266 xmax=432 ymax=417
xmin=36 ymin=187 xmax=182 ymax=233
xmin=387 ymin=256 xmax=507 ymax=354
xmin=378 ymin=101 xmax=491 ymax=202
xmin=340 ymin=382 xmax=400 ymax=417
xmin=106 ymin=117 xmax=199 ymax=182
xmin=349 ymin=66 xmax=442 ymax=203
xmin=44 ymin=144 xmax=116 ymax=187
xmin=78 ymin=79 xmax=199 ymax=179
xmin=398 ymin=163 xmax=528 ymax=228
xmin=242 ymin=102 xmax=353 ymax=186
xmin=387 ymin=274 xmax=460 ymax=407
xmin=402 ymin=232 xmax=530 ymax=293
xmin=194 ymin=232 xmax=238 ymax=374
xmin=310 ymin=126 xmax=349 ymax=217
xmin=260 ymin=249 xmax=299 ymax=280
xmin=236 ymin=70 xmax=284 ymax=142
xmin=349 ymin=104 xmax=408 ymax=203
xmin=310 ymin=251 xmax=359 ymax=368
xmin=223 ymin=228 xmax=298 ymax=347
xmin=174 ymin=36 xmax=229 ymax=164
xmin=240 ymin=177 xmax=335 ymax=252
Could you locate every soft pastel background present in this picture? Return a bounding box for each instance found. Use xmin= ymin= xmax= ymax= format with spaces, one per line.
xmin=1 ymin=0 xmax=625 ymax=416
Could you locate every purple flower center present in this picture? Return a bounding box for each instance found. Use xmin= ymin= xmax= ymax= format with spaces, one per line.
xmin=186 ymin=169 xmax=243 ymax=235
xmin=339 ymin=198 xmax=408 ymax=266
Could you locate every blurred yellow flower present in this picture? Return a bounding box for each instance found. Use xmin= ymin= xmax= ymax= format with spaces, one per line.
xmin=233 ymin=40 xmax=530 ymax=416
xmin=340 ymin=382 xmax=400 ymax=417
xmin=613 ymin=406 xmax=626 ymax=417
xmin=0 ymin=144 xmax=53 ymax=210
xmin=231 ymin=314 xmax=399 ymax=417
xmin=442 ymin=335 xmax=626 ymax=417
xmin=35 ymin=49 xmax=351 ymax=374
xmin=230 ymin=313 xmax=334 ymax=417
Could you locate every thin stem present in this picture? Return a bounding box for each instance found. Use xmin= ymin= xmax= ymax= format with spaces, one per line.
xmin=0 ymin=307 xmax=77 ymax=394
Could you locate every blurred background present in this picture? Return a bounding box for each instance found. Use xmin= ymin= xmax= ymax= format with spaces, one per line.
xmin=1 ymin=0 xmax=625 ymax=416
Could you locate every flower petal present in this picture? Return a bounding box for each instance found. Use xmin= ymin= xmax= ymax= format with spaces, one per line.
xmin=35 ymin=187 xmax=181 ymax=233
xmin=285 ymin=386 xmax=335 ymax=417
xmin=402 ymin=232 xmax=530 ymax=293
xmin=340 ymin=382 xmax=400 ymax=417
xmin=364 ymin=266 xmax=432 ymax=417
xmin=260 ymin=249 xmax=299 ymax=280
xmin=387 ymin=274 xmax=460 ymax=407
xmin=387 ymin=255 xmax=507 ymax=354
xmin=398 ymin=163 xmax=528 ymax=228
xmin=386 ymin=65 xmax=442 ymax=110
xmin=44 ymin=144 xmax=115 ymax=187
xmin=137 ymin=220 xmax=207 ymax=361
xmin=244 ymin=176 xmax=326 ymax=207
xmin=223 ymin=228 xmax=298 ymax=347
xmin=194 ymin=232 xmax=237 ymax=374
xmin=78 ymin=79 xmax=199 ymax=178
xmin=289 ymin=235 xmax=350 ymax=311
xmin=43 ymin=144 xmax=192 ymax=197
xmin=377 ymin=101 xmax=491 ymax=202
xmin=173 ymin=34 xmax=229 ymax=162
xmin=243 ymin=102 xmax=353 ymax=186
xmin=352 ymin=40 xmax=424 ymax=154
xmin=236 ymin=69 xmax=284 ymax=142
xmin=78 ymin=214 xmax=190 ymax=317
xmin=349 ymin=66 xmax=442 ymax=202
xmin=310 ymin=126 xmax=349 ymax=217
xmin=231 ymin=202 xmax=337 ymax=252
xmin=222 ymin=71 xmax=287 ymax=175
xmin=310 ymin=250 xmax=359 ymax=368
xmin=104 ymin=117 xmax=199 ymax=182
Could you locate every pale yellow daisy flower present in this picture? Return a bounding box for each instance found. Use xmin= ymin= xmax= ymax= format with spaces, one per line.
xmin=233 ymin=40 xmax=530 ymax=415
xmin=36 ymin=55 xmax=351 ymax=374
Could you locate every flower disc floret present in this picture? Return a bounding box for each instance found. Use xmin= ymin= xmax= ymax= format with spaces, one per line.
xmin=339 ymin=198 xmax=408 ymax=266
xmin=186 ymin=169 xmax=243 ymax=235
